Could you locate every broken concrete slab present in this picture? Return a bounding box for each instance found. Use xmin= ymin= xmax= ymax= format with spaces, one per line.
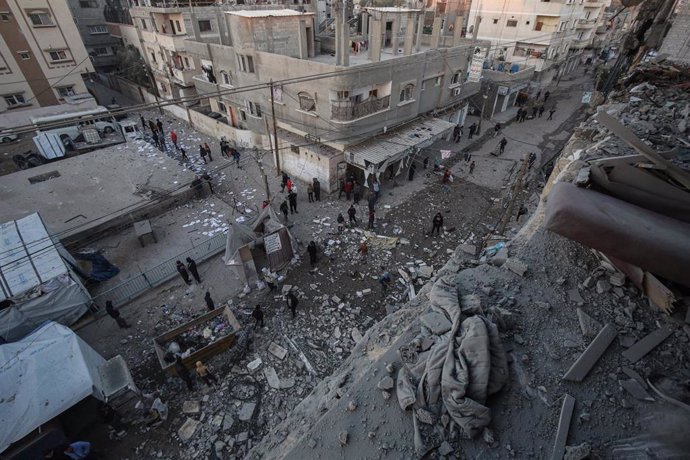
xmin=238 ymin=402 xmax=256 ymax=422
xmin=609 ymin=272 xmax=625 ymax=287
xmin=619 ymin=379 xmax=655 ymax=402
xmin=458 ymin=243 xmax=476 ymax=255
xmin=281 ymin=285 xmax=293 ymax=294
xmin=622 ymin=325 xmax=674 ymax=363
xmin=264 ymin=367 xmax=281 ymax=389
xmin=280 ymin=377 xmax=296 ymax=389
xmin=563 ymin=324 xmax=617 ymax=382
xmin=223 ymin=415 xmax=234 ymax=432
xmin=576 ymin=308 xmax=602 ymax=338
xmin=564 ymin=442 xmax=591 ymax=460
xmin=489 ymin=247 xmax=508 ymax=266
xmin=178 ymin=418 xmax=201 ymax=442
xmin=504 ymin=258 xmax=528 ymax=277
xmin=351 ymin=328 xmax=363 ymax=344
xmin=417 ymin=266 xmax=434 ymax=278
xmin=621 ymin=367 xmax=648 ymax=389
xmin=377 ymin=376 xmax=395 ymax=390
xmin=268 ymin=342 xmax=288 ymax=360
xmin=461 ymin=294 xmax=481 ymax=312
xmin=182 ymin=400 xmax=201 ymax=415
xmin=568 ymin=289 xmax=585 ymax=305
xmin=551 ymin=394 xmax=576 ymax=460
xmin=420 ymin=311 xmax=452 ymax=335
xmin=211 ymin=414 xmax=224 ymax=427
xmin=247 ymin=357 xmax=263 ymax=372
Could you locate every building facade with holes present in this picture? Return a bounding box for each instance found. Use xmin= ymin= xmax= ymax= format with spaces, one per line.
xmin=466 ymin=0 xmax=612 ymax=86
xmin=0 ymin=0 xmax=94 ymax=112
xmin=66 ymin=0 xmax=121 ymax=72
xmin=183 ymin=8 xmax=485 ymax=192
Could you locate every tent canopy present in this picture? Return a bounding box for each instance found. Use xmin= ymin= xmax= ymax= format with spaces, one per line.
xmin=0 ymin=322 xmax=107 ymax=453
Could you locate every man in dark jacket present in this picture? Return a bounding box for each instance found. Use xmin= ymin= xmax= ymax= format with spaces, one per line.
xmin=186 ymin=257 xmax=201 ymax=283
xmin=288 ymin=190 xmax=298 ymax=214
xmin=252 ymin=304 xmax=265 ymax=328
xmin=204 ymin=291 xmax=215 ymax=311
xmin=286 ymin=291 xmax=299 ymax=318
xmin=313 ymin=178 xmax=321 ymax=201
xmin=347 ymin=204 xmax=357 ymax=224
xmin=307 ymin=241 xmax=317 ymax=265
xmin=176 ymin=260 xmax=191 ymax=284
xmin=280 ymin=200 xmax=289 ymax=221
xmin=431 ymin=212 xmax=444 ymax=236
xmin=499 ymin=137 xmax=507 ymax=154
xmin=174 ymin=356 xmax=194 ymax=390
xmin=105 ymin=300 xmax=130 ymax=328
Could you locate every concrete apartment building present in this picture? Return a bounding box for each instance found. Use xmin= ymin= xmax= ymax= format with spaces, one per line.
xmin=659 ymin=0 xmax=690 ymax=63
xmin=0 ymin=0 xmax=94 ymax=112
xmin=467 ymin=0 xmax=611 ymax=84
xmin=66 ymin=0 xmax=121 ymax=72
xmin=184 ymin=7 xmax=483 ymax=191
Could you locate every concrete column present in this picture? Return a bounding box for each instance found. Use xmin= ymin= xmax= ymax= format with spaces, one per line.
xmin=342 ymin=14 xmax=350 ymax=66
xmin=391 ymin=15 xmax=400 ymax=55
xmin=361 ymin=12 xmax=369 ymax=36
xmin=415 ymin=11 xmax=424 ymax=52
xmin=430 ymin=17 xmax=442 ymax=49
xmin=453 ymin=15 xmax=463 ymax=46
xmin=403 ymin=15 xmax=415 ymax=55
xmin=335 ymin=8 xmax=343 ymax=65
xmin=369 ymin=18 xmax=382 ymax=62
xmin=298 ymin=20 xmax=309 ymax=59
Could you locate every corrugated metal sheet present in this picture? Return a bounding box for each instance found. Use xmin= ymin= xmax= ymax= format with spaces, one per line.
xmin=0 ymin=213 xmax=68 ymax=300
xmin=347 ymin=118 xmax=455 ymax=168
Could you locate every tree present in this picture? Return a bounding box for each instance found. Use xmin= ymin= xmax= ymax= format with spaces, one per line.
xmin=114 ymin=45 xmax=149 ymax=87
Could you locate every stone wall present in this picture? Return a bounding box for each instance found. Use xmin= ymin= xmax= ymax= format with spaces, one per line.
xmin=659 ymin=1 xmax=690 ymax=63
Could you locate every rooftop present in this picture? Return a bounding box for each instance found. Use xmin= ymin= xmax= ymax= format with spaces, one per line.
xmin=226 ymin=9 xmax=313 ymax=18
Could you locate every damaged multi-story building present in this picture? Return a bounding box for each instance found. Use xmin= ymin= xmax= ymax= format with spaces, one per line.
xmin=114 ymin=1 xmax=486 ymax=192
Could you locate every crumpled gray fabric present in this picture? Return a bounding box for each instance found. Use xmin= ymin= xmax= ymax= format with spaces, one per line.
xmin=400 ymin=310 xmax=508 ymax=442
xmin=396 ymin=366 xmax=417 ymax=410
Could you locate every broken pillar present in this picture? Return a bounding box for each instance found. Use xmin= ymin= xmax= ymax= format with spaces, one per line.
xmin=391 ymin=15 xmax=401 ymax=55
xmin=430 ymin=17 xmax=442 ymax=49
xmin=403 ymin=14 xmax=415 ymax=56
xmin=369 ymin=18 xmax=382 ymax=62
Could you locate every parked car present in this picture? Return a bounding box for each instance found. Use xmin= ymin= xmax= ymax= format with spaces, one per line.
xmin=0 ymin=129 xmax=18 ymax=143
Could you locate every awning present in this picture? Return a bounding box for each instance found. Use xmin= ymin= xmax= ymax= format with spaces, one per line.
xmin=346 ymin=118 xmax=455 ymax=171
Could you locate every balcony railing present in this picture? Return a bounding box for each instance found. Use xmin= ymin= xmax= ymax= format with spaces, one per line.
xmin=331 ymin=95 xmax=390 ymax=121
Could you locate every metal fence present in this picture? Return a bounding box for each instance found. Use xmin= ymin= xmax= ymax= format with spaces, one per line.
xmin=91 ymin=232 xmax=227 ymax=313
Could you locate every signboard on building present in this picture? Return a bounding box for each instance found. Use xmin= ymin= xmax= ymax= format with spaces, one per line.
xmin=467 ymin=56 xmax=485 ymax=83
xmin=264 ymin=232 xmax=282 ymax=254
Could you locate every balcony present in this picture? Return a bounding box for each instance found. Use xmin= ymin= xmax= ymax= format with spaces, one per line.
xmin=570 ymin=38 xmax=592 ymax=49
xmin=595 ymin=25 xmax=608 ymax=34
xmin=171 ymin=67 xmax=196 ymax=86
xmin=584 ymin=0 xmax=604 ymax=7
xmin=577 ymin=18 xmax=596 ymax=29
xmin=331 ymin=95 xmax=390 ymax=122
xmin=192 ymin=74 xmax=220 ymax=96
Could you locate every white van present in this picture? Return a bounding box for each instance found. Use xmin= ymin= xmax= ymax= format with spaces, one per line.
xmin=120 ymin=119 xmax=143 ymax=140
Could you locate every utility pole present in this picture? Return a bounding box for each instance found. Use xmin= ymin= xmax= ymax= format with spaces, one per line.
xmin=269 ymin=80 xmax=281 ymax=175
xmin=256 ymin=151 xmax=272 ymax=202
xmin=477 ymin=86 xmax=489 ymax=135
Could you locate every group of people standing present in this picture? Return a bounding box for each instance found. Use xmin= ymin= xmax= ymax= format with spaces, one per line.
xmin=278 ymin=174 xmax=321 ymax=221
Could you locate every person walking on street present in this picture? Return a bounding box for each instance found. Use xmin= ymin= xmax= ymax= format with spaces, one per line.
xmin=344 ymin=180 xmax=353 ymax=201
xmin=148 ymin=120 xmax=157 ymax=136
xmin=186 ymin=257 xmax=201 ymax=283
xmin=176 ymin=260 xmax=191 ymax=285
xmin=180 ymin=147 xmax=189 ymax=161
xmin=516 ymin=108 xmax=523 ymax=123
xmin=313 ymin=178 xmax=321 ymax=201
xmin=499 ymin=137 xmax=507 ymax=155
xmin=281 ymin=173 xmax=289 ymax=193
xmin=174 ymin=356 xmax=194 ymax=390
xmin=286 ymin=290 xmax=299 ymax=318
xmin=468 ymin=123 xmax=476 ymax=139
xmin=204 ymin=291 xmax=215 ymax=311
xmin=372 ymin=179 xmax=380 ymax=201
xmin=543 ymin=90 xmax=550 ymax=103
xmin=470 ymin=160 xmax=476 ymax=174
xmin=286 ymin=178 xmax=294 ymax=193
xmin=494 ymin=123 xmax=502 ymax=137
xmin=431 ymin=212 xmax=444 ymax=236
xmin=539 ymin=105 xmax=545 ymax=118
xmin=348 ymin=204 xmax=357 ymax=225
xmin=548 ymin=107 xmax=556 ymax=120
xmin=353 ymin=182 xmax=361 ymax=205
xmin=156 ymin=118 xmax=163 ymax=134
xmin=105 ymin=301 xmax=130 ymax=328
xmin=379 ymin=270 xmax=391 ymax=297
xmin=338 ymin=179 xmax=345 ymax=199
xmin=288 ymin=190 xmax=298 ymax=214
xmin=307 ymin=241 xmax=317 ymax=265
xmin=536 ymin=90 xmax=542 ymax=100
xmin=280 ymin=200 xmax=289 ymax=221
xmin=195 ymin=360 xmax=218 ymax=386
xmin=263 ymin=270 xmax=277 ymax=291
xmin=423 ymin=157 xmax=429 ymax=169
xmin=203 ymin=142 xmax=213 ymax=161
xmin=170 ymin=130 xmax=178 ymax=150
xmin=337 ymin=213 xmax=345 ymax=232
xmin=252 ymin=304 xmax=265 ymax=328
xmin=358 ymin=241 xmax=368 ymax=264
xmin=202 ymin=172 xmax=214 ymax=194
xmin=140 ymin=115 xmax=146 ymax=131
xmin=220 ymin=139 xmax=229 ymax=158
xmin=367 ymin=209 xmax=375 ymax=230
xmin=531 ymin=106 xmax=538 ymax=118
xmin=233 ymin=148 xmax=241 ymax=168
xmin=307 ymin=183 xmax=314 ymax=202
xmin=199 ymin=145 xmax=208 ymax=164
xmin=452 ymin=124 xmax=461 ymax=143
xmin=408 ymin=162 xmax=416 ymax=181
xmin=442 ymin=169 xmax=451 ymax=183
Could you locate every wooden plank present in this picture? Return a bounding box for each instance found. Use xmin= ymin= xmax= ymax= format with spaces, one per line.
xmin=563 ymin=324 xmax=617 ymax=382
xmin=622 ymin=325 xmax=674 ymax=363
xmin=551 ymin=394 xmax=576 ymax=460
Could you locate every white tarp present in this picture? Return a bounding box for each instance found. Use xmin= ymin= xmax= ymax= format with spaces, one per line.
xmin=0 ymin=322 xmax=107 ymax=453
xmin=0 ymin=213 xmax=68 ymax=300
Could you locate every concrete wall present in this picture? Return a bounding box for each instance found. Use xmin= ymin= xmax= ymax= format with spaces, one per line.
xmin=67 ymin=0 xmax=120 ymax=71
xmin=660 ymin=0 xmax=690 ymax=64
xmin=277 ymin=137 xmax=342 ymax=192
xmin=227 ymin=13 xmax=315 ymax=59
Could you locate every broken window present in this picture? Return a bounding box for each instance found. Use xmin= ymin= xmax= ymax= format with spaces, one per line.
xmin=400 ymin=84 xmax=414 ymax=102
xmin=450 ymin=71 xmax=462 ymax=85
xmin=298 ymin=92 xmax=316 ymax=112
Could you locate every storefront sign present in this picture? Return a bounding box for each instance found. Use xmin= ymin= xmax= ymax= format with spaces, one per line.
xmin=264 ymin=232 xmax=282 ymax=254
xmin=467 ymin=56 xmax=485 ymax=83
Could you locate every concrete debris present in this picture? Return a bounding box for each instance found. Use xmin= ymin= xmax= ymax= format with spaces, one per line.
xmin=504 ymin=258 xmax=528 ymax=277
xmin=419 ymin=311 xmax=452 ymax=335
xmin=381 ymin=390 xmax=391 ymax=400
xmin=576 ymin=308 xmax=602 ymax=338
xmin=415 ymin=408 xmax=437 ymax=425
xmin=609 ymin=272 xmax=625 ymax=287
xmin=438 ymin=441 xmax=454 ymax=456
xmin=182 ymin=400 xmax=201 ymax=415
xmin=279 ymin=377 xmax=296 ymax=389
xmin=178 ymin=418 xmax=200 ymax=442
xmin=338 ymin=431 xmax=348 ymax=446
xmin=385 ymin=363 xmax=395 ymax=374
xmin=347 ymin=400 xmax=357 ymax=411
xmin=622 ymin=325 xmax=675 ymax=363
xmin=268 ymin=342 xmax=288 ymax=360
xmin=351 ymin=327 xmax=363 ymax=344
xmin=568 ymin=289 xmax=585 ymax=305
xmin=551 ymin=395 xmax=576 ymax=460
xmin=238 ymin=402 xmax=256 ymax=422
xmin=458 ymin=244 xmax=476 ymax=255
xmin=564 ymin=442 xmax=592 ymax=460
xmin=247 ymin=357 xmax=263 ymax=372
xmin=619 ymin=379 xmax=655 ymax=402
xmin=596 ymin=280 xmax=611 ymax=294
xmin=264 ymin=367 xmax=281 ymax=389
xmin=621 ymin=367 xmax=648 ymax=389
xmin=377 ymin=376 xmax=395 ymax=390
